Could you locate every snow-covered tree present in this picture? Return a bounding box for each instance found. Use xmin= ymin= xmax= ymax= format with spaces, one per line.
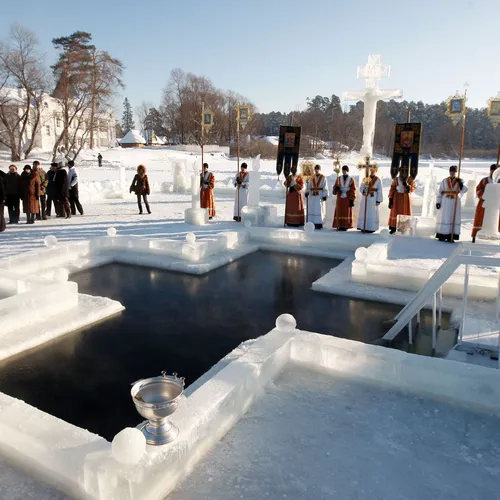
xmin=122 ymin=97 xmax=134 ymax=132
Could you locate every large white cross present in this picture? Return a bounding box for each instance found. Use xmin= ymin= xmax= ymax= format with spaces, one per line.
xmin=343 ymin=55 xmax=403 ymax=157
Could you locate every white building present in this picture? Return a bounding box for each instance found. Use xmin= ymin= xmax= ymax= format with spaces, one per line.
xmin=0 ymin=88 xmax=116 ymax=154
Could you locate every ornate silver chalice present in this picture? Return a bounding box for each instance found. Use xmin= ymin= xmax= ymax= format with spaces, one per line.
xmin=131 ymin=371 xmax=185 ymax=446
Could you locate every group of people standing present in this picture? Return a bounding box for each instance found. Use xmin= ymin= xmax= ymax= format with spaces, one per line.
xmin=0 ymin=159 xmax=84 ymax=232
xmin=281 ymin=163 xmax=496 ymax=243
xmin=282 ymin=163 xmax=411 ymax=234
xmin=197 ymin=161 xmax=245 ymax=222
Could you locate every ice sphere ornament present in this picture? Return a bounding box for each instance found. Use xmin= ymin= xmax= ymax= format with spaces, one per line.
xmin=112 ymin=427 xmax=146 ymax=465
xmin=380 ymin=228 xmax=390 ymax=239
xmin=304 ymin=222 xmax=315 ymax=233
xmin=43 ymin=235 xmax=58 ymax=248
xmin=354 ymin=247 xmax=368 ymax=261
xmin=186 ymin=232 xmax=196 ymax=245
xmin=275 ymin=314 xmax=297 ymax=332
xmin=53 ymin=268 xmax=69 ymax=282
xmin=107 ymin=227 xmax=117 ymax=237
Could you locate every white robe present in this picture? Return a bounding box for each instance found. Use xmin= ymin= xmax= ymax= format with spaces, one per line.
xmin=436 ymin=177 xmax=468 ymax=236
xmin=233 ymin=171 xmax=249 ymax=218
xmin=306 ymin=174 xmax=328 ymax=224
xmin=357 ymin=176 xmax=383 ymax=232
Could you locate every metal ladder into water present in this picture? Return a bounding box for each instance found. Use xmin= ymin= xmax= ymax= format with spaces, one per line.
xmin=382 ymin=242 xmax=500 ymax=367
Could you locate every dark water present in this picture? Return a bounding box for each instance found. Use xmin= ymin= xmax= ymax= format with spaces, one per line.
xmin=0 ymin=252 xmax=446 ymax=440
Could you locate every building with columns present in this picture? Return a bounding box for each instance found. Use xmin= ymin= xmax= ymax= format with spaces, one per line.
xmin=0 ymin=87 xmax=116 ymax=155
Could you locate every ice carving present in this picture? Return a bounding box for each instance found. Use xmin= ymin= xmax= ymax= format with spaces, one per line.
xmin=304 ymin=222 xmax=315 ymax=233
xmin=343 ymin=55 xmax=403 ymax=157
xmin=111 ymin=428 xmax=146 ymax=465
xmin=107 ymin=227 xmax=117 ymax=237
xmin=186 ymin=233 xmax=196 ymax=245
xmin=44 ymin=235 xmax=58 ymax=248
xmin=354 ymin=247 xmax=368 ymax=261
xmin=275 ymin=314 xmax=297 ymax=331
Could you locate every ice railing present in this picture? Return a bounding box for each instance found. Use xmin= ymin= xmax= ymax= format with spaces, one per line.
xmin=383 ymin=242 xmax=500 ymax=355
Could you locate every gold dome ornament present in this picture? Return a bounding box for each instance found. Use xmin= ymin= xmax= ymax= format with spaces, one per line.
xmin=333 ymin=158 xmax=341 ymax=175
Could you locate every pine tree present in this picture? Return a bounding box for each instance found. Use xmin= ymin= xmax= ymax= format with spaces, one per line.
xmin=122 ymin=97 xmax=135 ymax=132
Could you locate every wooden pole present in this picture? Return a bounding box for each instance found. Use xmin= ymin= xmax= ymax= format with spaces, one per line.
xmin=407 ymin=107 xmax=412 ymax=122
xmin=306 ymin=178 xmax=309 ymax=223
xmin=450 ymin=90 xmax=467 ymax=242
xmin=496 ymin=143 xmax=500 ymax=167
xmin=284 ymin=181 xmax=288 ymax=228
xmin=237 ymin=105 xmax=241 ymax=221
xmin=362 ymin=158 xmax=370 ymax=232
xmin=200 ymin=102 xmax=205 ymax=206
xmin=201 ymin=102 xmax=205 ymax=173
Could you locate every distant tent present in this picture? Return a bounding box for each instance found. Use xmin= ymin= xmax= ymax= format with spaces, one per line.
xmin=119 ymin=129 xmax=146 ymax=148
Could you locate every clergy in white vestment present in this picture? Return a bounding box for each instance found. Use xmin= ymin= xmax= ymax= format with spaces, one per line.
xmin=305 ymin=164 xmax=328 ymax=229
xmin=357 ymin=166 xmax=383 ymax=233
xmin=435 ymin=165 xmax=468 ymax=242
xmin=233 ymin=162 xmax=249 ymax=222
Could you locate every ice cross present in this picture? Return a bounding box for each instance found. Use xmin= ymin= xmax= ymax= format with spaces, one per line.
xmin=343 ymin=55 xmax=403 ymax=157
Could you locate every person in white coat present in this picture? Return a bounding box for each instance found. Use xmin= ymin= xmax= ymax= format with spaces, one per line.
xmin=305 ymin=164 xmax=328 ymax=229
xmin=435 ymin=165 xmax=468 ymax=242
xmin=357 ymin=166 xmax=383 ymax=233
xmin=233 ymin=162 xmax=249 ymax=222
xmin=67 ymin=160 xmax=84 ymax=215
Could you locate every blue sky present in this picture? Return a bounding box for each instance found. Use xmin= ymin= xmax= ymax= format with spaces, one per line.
xmin=1 ymin=0 xmax=499 ymax=113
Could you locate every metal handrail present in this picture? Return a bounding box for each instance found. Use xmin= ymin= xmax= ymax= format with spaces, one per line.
xmin=383 ymin=242 xmax=500 ymax=345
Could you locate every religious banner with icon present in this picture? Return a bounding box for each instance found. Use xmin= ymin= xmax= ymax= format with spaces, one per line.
xmin=276 ymin=126 xmax=301 ymax=178
xmin=237 ymin=105 xmax=251 ymax=129
xmin=390 ymin=122 xmax=422 ymax=179
xmin=203 ymin=110 xmax=214 ymax=129
xmin=446 ymin=92 xmax=467 ymax=125
xmin=487 ymin=93 xmax=500 ymax=127
xmin=300 ymin=160 xmax=315 ymax=179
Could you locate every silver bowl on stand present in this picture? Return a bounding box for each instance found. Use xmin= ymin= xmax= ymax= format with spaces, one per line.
xmin=131 ymin=371 xmax=185 ymax=446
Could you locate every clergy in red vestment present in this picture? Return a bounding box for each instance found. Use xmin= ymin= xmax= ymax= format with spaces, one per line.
xmin=472 ymin=164 xmax=498 ymax=242
xmin=388 ymin=167 xmax=415 ymax=234
xmin=200 ymin=162 xmax=216 ymax=219
xmin=332 ymin=165 xmax=356 ymax=231
xmin=284 ymin=173 xmax=305 ymax=227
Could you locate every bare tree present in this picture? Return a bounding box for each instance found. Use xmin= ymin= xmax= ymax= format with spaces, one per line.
xmin=135 ymin=101 xmax=153 ymax=132
xmin=160 ymin=69 xmax=254 ymax=146
xmin=51 ymin=31 xmax=94 ymax=160
xmin=0 ymin=24 xmax=47 ymax=161
xmin=161 ymin=68 xmax=188 ymax=143
xmin=88 ymin=49 xmax=124 ymax=149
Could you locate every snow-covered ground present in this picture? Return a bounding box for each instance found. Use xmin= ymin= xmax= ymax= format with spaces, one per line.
xmin=0 ymin=146 xmax=492 ymax=258
xmin=0 ymin=147 xmax=499 ymax=500
xmin=170 ymin=363 xmax=500 ymax=500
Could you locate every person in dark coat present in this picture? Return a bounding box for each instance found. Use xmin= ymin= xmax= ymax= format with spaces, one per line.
xmin=46 ymin=162 xmax=58 ymax=217
xmin=0 ymin=170 xmax=5 ymax=232
xmin=33 ymin=160 xmax=48 ymax=220
xmin=54 ymin=160 xmax=71 ymax=219
xmin=4 ymin=164 xmax=22 ymax=224
xmin=97 ymin=153 xmax=102 ymax=167
xmin=129 ymin=164 xmax=151 ymax=214
xmin=20 ymin=165 xmax=40 ymax=224
xmin=68 ymin=160 xmax=84 ymax=215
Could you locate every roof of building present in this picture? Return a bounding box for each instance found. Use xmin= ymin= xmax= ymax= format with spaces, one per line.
xmin=120 ymin=129 xmax=146 ymax=144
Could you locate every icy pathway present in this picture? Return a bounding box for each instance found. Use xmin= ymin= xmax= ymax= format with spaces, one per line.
xmin=170 ymin=364 xmax=500 ymax=500
xmin=0 ymin=193 xmax=248 ymax=258
xmin=0 ymin=457 xmax=69 ymax=500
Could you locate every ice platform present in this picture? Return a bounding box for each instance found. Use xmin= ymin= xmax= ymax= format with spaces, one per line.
xmin=170 ymin=363 xmax=500 ymax=500
xmin=0 ymin=317 xmax=499 ymax=500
